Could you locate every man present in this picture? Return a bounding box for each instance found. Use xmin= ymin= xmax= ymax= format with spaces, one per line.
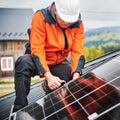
xmin=13 ymin=0 xmax=85 ymax=112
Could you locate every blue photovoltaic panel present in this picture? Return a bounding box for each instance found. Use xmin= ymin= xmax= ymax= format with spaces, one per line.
xmin=14 ymin=55 xmax=120 ymax=120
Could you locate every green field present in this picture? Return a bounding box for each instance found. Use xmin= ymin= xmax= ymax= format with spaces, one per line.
xmin=0 ymin=77 xmax=43 ymax=97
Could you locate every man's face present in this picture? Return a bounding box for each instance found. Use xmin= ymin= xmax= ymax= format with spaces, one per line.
xmin=55 ymin=8 xmax=73 ymax=28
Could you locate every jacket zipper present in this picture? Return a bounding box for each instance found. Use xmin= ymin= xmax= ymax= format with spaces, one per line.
xmin=56 ymin=52 xmax=58 ymax=64
xmin=62 ymin=29 xmax=68 ymax=49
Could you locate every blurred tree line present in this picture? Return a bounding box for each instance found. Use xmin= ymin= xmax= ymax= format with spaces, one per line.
xmin=84 ymin=31 xmax=120 ymax=62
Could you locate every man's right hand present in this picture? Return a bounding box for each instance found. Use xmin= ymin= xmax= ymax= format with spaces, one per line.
xmin=44 ymin=72 xmax=65 ymax=90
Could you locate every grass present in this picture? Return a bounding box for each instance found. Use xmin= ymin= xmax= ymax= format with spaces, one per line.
xmin=0 ymin=76 xmax=44 ymax=97
xmin=0 ymin=78 xmax=41 ymax=84
xmin=0 ymin=81 xmax=14 ymax=84
xmin=0 ymin=87 xmax=14 ymax=98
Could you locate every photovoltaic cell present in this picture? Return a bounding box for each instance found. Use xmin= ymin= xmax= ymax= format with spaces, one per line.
xmin=14 ymin=55 xmax=120 ymax=120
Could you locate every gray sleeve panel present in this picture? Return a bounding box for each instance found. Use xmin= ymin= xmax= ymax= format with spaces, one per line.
xmin=32 ymin=55 xmax=46 ymax=74
xmin=75 ymin=55 xmax=85 ymax=72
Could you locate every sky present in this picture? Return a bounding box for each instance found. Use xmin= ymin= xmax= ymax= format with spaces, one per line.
xmin=0 ymin=0 xmax=120 ymax=30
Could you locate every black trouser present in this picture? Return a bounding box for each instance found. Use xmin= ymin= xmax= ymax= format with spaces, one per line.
xmin=13 ymin=54 xmax=72 ymax=112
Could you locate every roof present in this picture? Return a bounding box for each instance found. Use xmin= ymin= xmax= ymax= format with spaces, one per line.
xmin=0 ymin=50 xmax=120 ymax=120
xmin=0 ymin=8 xmax=34 ymax=40
xmin=14 ymin=53 xmax=120 ymax=120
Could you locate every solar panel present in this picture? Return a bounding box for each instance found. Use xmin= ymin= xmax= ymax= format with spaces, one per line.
xmin=11 ymin=55 xmax=120 ymax=120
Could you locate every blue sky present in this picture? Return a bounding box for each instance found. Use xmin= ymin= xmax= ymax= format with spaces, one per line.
xmin=0 ymin=0 xmax=120 ymax=30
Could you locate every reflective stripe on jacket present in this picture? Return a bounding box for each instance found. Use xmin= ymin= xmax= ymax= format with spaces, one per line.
xmin=30 ymin=7 xmax=85 ymax=75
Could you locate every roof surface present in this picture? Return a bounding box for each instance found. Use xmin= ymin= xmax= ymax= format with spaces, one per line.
xmin=0 ymin=50 xmax=120 ymax=120
xmin=0 ymin=8 xmax=34 ymax=40
xmin=14 ymin=53 xmax=120 ymax=120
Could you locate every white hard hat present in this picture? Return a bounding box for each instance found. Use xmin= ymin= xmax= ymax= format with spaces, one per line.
xmin=55 ymin=0 xmax=80 ymax=22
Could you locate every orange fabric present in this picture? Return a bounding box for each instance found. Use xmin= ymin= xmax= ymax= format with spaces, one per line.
xmin=30 ymin=11 xmax=84 ymax=74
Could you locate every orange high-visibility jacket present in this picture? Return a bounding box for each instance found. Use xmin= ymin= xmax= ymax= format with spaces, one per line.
xmin=30 ymin=7 xmax=85 ymax=75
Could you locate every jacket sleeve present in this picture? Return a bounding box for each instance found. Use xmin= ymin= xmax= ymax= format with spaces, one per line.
xmin=30 ymin=11 xmax=50 ymax=74
xmin=71 ymin=22 xmax=85 ymax=75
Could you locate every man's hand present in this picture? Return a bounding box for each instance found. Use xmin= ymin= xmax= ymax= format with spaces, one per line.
xmin=44 ymin=72 xmax=65 ymax=90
